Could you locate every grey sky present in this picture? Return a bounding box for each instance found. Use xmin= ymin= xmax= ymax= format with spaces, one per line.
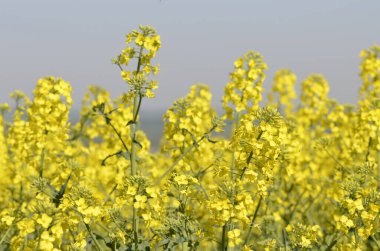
xmin=1 ymin=1 xmax=380 ymax=113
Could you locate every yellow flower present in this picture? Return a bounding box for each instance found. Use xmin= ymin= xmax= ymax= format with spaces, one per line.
xmin=134 ymin=195 xmax=147 ymax=209
xmin=37 ymin=214 xmax=53 ymax=229
xmin=228 ymin=229 xmax=242 ymax=247
xmin=135 ymin=33 xmax=145 ymax=46
xmin=174 ymin=175 xmax=189 ymax=186
xmin=354 ymin=198 xmax=364 ymax=211
xmin=340 ymin=215 xmax=354 ymax=228
xmin=146 ymin=187 xmax=159 ymax=198
xmin=1 ymin=215 xmax=15 ymax=226
xmin=127 ymin=185 xmax=138 ymax=196
xmin=145 ymin=35 xmax=161 ymax=52
xmin=301 ymin=236 xmax=311 ymax=248
xmin=17 ymin=219 xmax=35 ymax=237
xmin=146 ymin=89 xmax=155 ymax=98
xmin=40 ymin=231 xmax=55 ymax=251
xmin=172 ymin=198 xmax=181 ymax=208
xmin=234 ymin=58 xmax=244 ymax=68
xmin=121 ymin=70 xmax=131 ymax=81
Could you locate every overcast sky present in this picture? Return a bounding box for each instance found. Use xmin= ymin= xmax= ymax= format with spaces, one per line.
xmin=1 ymin=1 xmax=380 ymax=112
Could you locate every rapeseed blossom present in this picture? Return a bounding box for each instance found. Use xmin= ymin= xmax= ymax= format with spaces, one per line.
xmin=0 ymin=26 xmax=379 ymax=250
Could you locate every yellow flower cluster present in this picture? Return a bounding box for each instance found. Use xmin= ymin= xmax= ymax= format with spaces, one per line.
xmin=114 ymin=25 xmax=161 ymax=99
xmin=268 ymin=69 xmax=297 ymax=116
xmin=223 ymin=51 xmax=268 ymax=120
xmin=0 ymin=26 xmax=379 ymax=251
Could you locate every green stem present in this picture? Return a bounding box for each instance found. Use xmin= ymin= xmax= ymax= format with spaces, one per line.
xmin=39 ymin=148 xmax=45 ymax=178
xmin=101 ymin=150 xmax=123 ymax=166
xmin=130 ymin=96 xmax=138 ymax=176
xmin=133 ymin=94 xmax=143 ymax=122
xmin=36 ymin=231 xmax=41 ymax=250
xmin=130 ymin=44 xmax=144 ymax=251
xmin=130 ymin=43 xmax=144 ymax=177
xmin=371 ymin=235 xmax=380 ymax=249
xmin=230 ymin=112 xmax=241 ymax=181
xmin=282 ymin=227 xmax=287 ymax=250
xmin=102 ymin=183 xmax=118 ymax=205
xmin=221 ymin=224 xmax=228 ymax=251
xmin=0 ymin=225 xmax=12 ymax=246
xmin=155 ymin=126 xmax=215 ymax=185
xmin=239 ymin=130 xmax=263 ymax=180
xmin=322 ymin=147 xmax=346 ymax=178
xmin=108 ymin=121 xmax=130 ymax=153
xmin=325 ymin=234 xmax=340 ymax=251
xmin=365 ymin=137 xmax=372 ymax=162
xmin=223 ymin=112 xmax=241 ymax=249
xmin=285 ymin=190 xmax=305 ymax=224
xmin=84 ymin=222 xmax=102 ymax=251
xmin=156 ymin=144 xmax=195 ymax=185
xmin=377 ymin=148 xmax=380 ymax=191
xmin=239 ymin=151 xmax=253 ymax=180
xmin=244 ymin=196 xmax=262 ymax=246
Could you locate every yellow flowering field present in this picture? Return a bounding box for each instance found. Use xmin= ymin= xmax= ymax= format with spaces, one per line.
xmin=0 ymin=25 xmax=380 ymax=250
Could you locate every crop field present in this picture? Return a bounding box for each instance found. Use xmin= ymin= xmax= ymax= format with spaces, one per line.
xmin=0 ymin=25 xmax=380 ymax=250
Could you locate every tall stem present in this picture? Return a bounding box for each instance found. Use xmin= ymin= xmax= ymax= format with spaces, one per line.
xmin=0 ymin=225 xmax=12 ymax=246
xmin=130 ymin=44 xmax=144 ymax=251
xmin=244 ymin=196 xmax=262 ymax=245
xmin=221 ymin=224 xmax=228 ymax=251
xmin=377 ymin=147 xmax=380 ymax=191
xmin=130 ymin=44 xmax=143 ymax=176
xmin=84 ymin=222 xmax=103 ymax=251
xmin=221 ymin=112 xmax=241 ymax=250
xmin=230 ymin=112 xmax=241 ymax=181
xmin=377 ymin=129 xmax=380 ymax=190
xmin=130 ymin=94 xmax=138 ymax=176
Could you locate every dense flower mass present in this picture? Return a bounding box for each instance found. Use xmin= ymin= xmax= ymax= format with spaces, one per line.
xmin=0 ymin=26 xmax=380 ymax=250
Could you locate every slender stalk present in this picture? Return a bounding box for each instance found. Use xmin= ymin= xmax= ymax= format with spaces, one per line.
xmin=130 ymin=43 xmax=144 ymax=251
xmin=285 ymin=190 xmax=306 ymax=224
xmin=116 ymin=63 xmax=123 ymax=71
xmin=36 ymin=229 xmax=41 ymax=250
xmin=377 ymin=129 xmax=380 ymax=190
xmin=282 ymin=227 xmax=287 ymax=250
xmin=322 ymin=147 xmax=345 ymax=177
xmin=371 ymin=235 xmax=380 ymax=249
xmin=108 ymin=121 xmax=130 ymax=153
xmin=0 ymin=225 xmax=12 ymax=246
xmin=230 ymin=112 xmax=241 ymax=181
xmin=102 ymin=183 xmax=118 ymax=205
xmin=325 ymin=234 xmax=340 ymax=251
xmin=39 ymin=148 xmax=45 ymax=178
xmin=130 ymin=94 xmax=139 ymax=176
xmin=155 ymin=129 xmax=213 ymax=185
xmin=130 ymin=43 xmax=144 ymax=177
xmin=84 ymin=222 xmax=102 ymax=251
xmin=244 ymin=196 xmax=262 ymax=246
xmin=239 ymin=130 xmax=263 ymax=180
xmin=155 ymin=125 xmax=215 ymax=186
xmin=133 ymin=94 xmax=143 ymax=122
xmin=155 ymin=144 xmax=195 ymax=185
xmin=365 ymin=137 xmax=372 ymax=162
xmin=220 ymin=112 xmax=244 ymax=250
xmin=220 ymin=112 xmax=242 ymax=250
xmin=239 ymin=151 xmax=253 ymax=180
xmin=221 ymin=224 xmax=228 ymax=251
xmin=101 ymin=150 xmax=123 ymax=166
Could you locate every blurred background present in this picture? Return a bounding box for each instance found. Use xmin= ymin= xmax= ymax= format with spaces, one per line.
xmin=1 ymin=0 xmax=380 ymax=145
